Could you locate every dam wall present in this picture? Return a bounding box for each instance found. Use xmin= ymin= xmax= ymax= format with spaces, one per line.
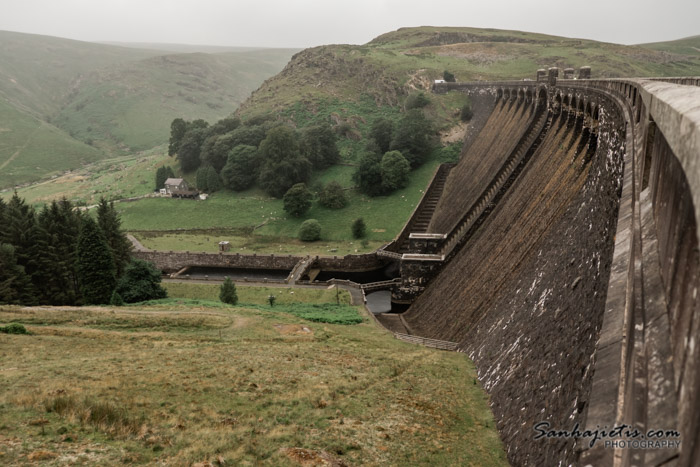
xmin=398 ymin=77 xmax=700 ymax=465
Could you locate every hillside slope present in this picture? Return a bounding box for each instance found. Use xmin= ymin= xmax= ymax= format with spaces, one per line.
xmin=639 ymin=35 xmax=700 ymax=56
xmin=0 ymin=30 xmax=298 ymax=188
xmin=52 ymin=49 xmax=300 ymax=153
xmin=238 ymin=27 xmax=700 ymax=124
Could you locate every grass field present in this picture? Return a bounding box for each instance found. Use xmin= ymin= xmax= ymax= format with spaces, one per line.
xmin=121 ymin=155 xmax=442 ymax=253
xmin=0 ymin=304 xmax=507 ymax=466
xmin=162 ymin=282 xmax=353 ymax=306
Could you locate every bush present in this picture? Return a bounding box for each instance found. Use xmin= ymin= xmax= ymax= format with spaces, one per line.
xmin=115 ymin=259 xmax=167 ymax=303
xmin=380 ymin=150 xmax=410 ymax=192
xmin=1 ymin=323 xmax=29 ymax=334
xmin=352 ymin=218 xmax=367 ymax=239
xmin=460 ymin=103 xmax=473 ymax=121
xmin=405 ymin=92 xmax=430 ymax=110
xmin=443 ymin=70 xmax=456 ymax=82
xmin=319 ymin=181 xmax=348 ymax=209
xmin=109 ymin=291 xmax=124 ymax=306
xmin=299 ymin=219 xmax=321 ymax=242
xmin=283 ymin=183 xmax=313 ymax=217
xmin=219 ymin=277 xmax=238 ymax=305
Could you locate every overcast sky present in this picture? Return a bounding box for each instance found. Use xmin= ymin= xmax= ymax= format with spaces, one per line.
xmin=1 ymin=0 xmax=698 ymax=48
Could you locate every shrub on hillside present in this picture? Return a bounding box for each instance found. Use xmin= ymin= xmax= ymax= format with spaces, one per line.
xmin=405 ymin=92 xmax=430 ymax=110
xmin=299 ymin=219 xmax=321 ymax=242
xmin=1 ymin=323 xmax=29 ymax=334
xmin=460 ymin=103 xmax=473 ymax=121
xmin=319 ymin=181 xmax=348 ymax=209
xmin=283 ymin=183 xmax=313 ymax=217
xmin=380 ymin=150 xmax=410 ymax=192
xmin=352 ymin=218 xmax=367 ymax=239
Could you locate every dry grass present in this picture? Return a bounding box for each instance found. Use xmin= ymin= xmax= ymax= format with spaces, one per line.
xmin=0 ymin=305 xmax=506 ymax=465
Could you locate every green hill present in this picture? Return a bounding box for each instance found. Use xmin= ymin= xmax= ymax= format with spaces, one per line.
xmin=0 ymin=30 xmax=299 ymax=188
xmin=238 ymin=26 xmax=700 ymax=123
xmin=0 ymin=98 xmax=101 ymax=188
xmin=52 ymin=49 xmax=301 ymax=153
xmin=639 ymin=35 xmax=700 ymax=57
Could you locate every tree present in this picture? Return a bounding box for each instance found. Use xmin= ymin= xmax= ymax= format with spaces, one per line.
xmin=229 ymin=124 xmax=269 ymax=148
xmin=155 ymin=166 xmax=167 ymax=191
xmin=77 ymin=216 xmax=116 ymax=305
xmin=370 ymin=118 xmax=394 ymax=154
xmin=283 ymin=183 xmax=313 ymax=217
xmin=206 ymin=166 xmax=222 ymax=192
xmin=299 ymin=219 xmax=321 ymax=242
xmin=0 ymin=244 xmax=36 ymax=305
xmin=96 ymin=198 xmax=131 ymax=279
xmin=156 ymin=165 xmax=176 ymax=191
xmin=177 ymin=125 xmax=208 ymax=172
xmin=196 ymin=166 xmax=209 ymax=191
xmin=443 ymin=70 xmax=456 ymax=82
xmin=201 ymin=132 xmax=239 ymax=173
xmin=1 ymin=193 xmax=47 ymax=302
xmin=168 ymin=118 xmax=188 ymax=156
xmin=258 ymin=126 xmax=311 ymax=198
xmin=206 ymin=117 xmax=241 ymax=137
xmin=300 ymin=124 xmax=340 ymax=169
xmin=319 ymin=181 xmax=348 ymax=209
xmin=38 ymin=199 xmax=82 ymax=305
xmin=221 ymin=145 xmax=260 ymax=191
xmin=351 ymin=218 xmax=367 ymax=239
xmin=115 ymin=259 xmax=167 ymax=303
xmin=353 ymin=151 xmax=385 ymax=197
xmin=380 ymin=151 xmax=410 ymax=192
xmin=219 ymin=277 xmax=238 ymax=305
xmin=390 ymin=109 xmax=434 ymax=168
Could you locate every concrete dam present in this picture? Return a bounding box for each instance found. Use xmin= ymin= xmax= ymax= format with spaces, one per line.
xmin=134 ymin=71 xmax=700 ymax=466
xmin=378 ymin=72 xmax=700 ymax=466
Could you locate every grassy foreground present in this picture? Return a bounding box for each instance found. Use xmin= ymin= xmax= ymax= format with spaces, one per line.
xmin=0 ymin=304 xmax=506 ymax=466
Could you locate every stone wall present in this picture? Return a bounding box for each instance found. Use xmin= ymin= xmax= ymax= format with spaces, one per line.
xmin=133 ymin=250 xmax=302 ymax=274
xmin=310 ymin=253 xmax=386 ymax=271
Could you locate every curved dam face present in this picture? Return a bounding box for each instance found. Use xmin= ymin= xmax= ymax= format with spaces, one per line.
xmin=399 ymin=78 xmax=700 ymax=466
xmin=404 ymin=89 xmax=625 ymax=466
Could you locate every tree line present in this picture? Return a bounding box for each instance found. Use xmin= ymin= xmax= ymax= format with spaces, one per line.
xmin=167 ymin=115 xmax=340 ymax=198
xmin=0 ymin=194 xmax=165 ymax=306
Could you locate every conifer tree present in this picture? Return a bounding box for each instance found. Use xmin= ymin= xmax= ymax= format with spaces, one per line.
xmin=115 ymin=259 xmax=166 ymax=303
xmin=77 ymin=216 xmax=116 ymax=304
xmin=96 ymin=198 xmax=132 ymax=278
xmin=219 ymin=277 xmax=238 ymax=305
xmin=38 ymin=199 xmax=82 ymax=304
xmin=0 ymin=244 xmax=37 ymax=305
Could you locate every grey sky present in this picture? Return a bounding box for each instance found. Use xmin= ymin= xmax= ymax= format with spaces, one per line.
xmin=0 ymin=0 xmax=698 ymax=48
